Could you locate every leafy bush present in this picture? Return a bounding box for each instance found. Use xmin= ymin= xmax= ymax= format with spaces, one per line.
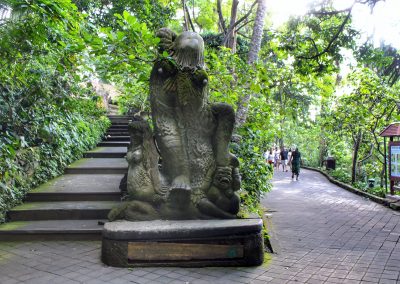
xmin=234 ymin=128 xmax=273 ymax=212
xmin=328 ymin=167 xmax=352 ymax=184
xmin=0 ymin=0 xmax=111 ymax=221
xmin=366 ymin=186 xmax=386 ymax=198
xmin=0 ymin=97 xmax=110 ymax=222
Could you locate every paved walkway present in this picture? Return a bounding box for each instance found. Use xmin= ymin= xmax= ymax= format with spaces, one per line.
xmin=263 ymin=169 xmax=400 ymax=284
xmin=0 ymin=169 xmax=399 ymax=283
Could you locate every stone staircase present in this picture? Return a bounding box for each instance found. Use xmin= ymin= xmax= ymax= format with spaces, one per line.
xmin=0 ymin=115 xmax=131 ymax=241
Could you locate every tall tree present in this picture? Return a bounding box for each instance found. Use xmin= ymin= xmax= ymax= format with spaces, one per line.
xmin=216 ymin=0 xmax=257 ymax=52
xmin=235 ymin=0 xmax=267 ymax=127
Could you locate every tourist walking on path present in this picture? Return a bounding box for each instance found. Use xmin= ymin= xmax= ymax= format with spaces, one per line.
xmin=266 ymin=148 xmax=274 ymax=169
xmin=280 ymin=147 xmax=288 ymax=172
xmin=289 ymin=147 xmax=301 ymax=180
xmin=267 ymin=148 xmax=275 ymax=166
xmin=274 ymin=147 xmax=280 ymax=170
xmin=287 ymin=148 xmax=292 ymax=171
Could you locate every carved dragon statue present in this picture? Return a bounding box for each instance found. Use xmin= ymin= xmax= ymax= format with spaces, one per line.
xmin=108 ymin=28 xmax=241 ymax=221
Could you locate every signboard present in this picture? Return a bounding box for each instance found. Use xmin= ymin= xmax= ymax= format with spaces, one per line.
xmin=389 ymin=141 xmax=400 ymax=180
xmin=127 ymin=242 xmax=243 ymax=261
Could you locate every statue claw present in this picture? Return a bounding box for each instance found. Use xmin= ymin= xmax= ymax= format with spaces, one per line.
xmin=171 ymin=175 xmax=191 ymax=191
xmin=168 ymin=175 xmax=191 ymax=208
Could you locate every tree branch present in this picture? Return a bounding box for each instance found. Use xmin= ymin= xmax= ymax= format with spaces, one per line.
xmin=184 ymin=4 xmax=196 ymax=32
xmin=358 ymin=143 xmax=374 ymax=165
xmin=181 ymin=0 xmax=189 ymax=31
xmin=236 ymin=19 xmax=254 ymax=33
xmin=224 ymin=0 xmax=257 ymax=40
xmin=216 ymin=0 xmax=226 ymax=33
xmin=309 ymin=8 xmax=352 ymax=16
xmin=298 ymin=8 xmax=352 ymax=60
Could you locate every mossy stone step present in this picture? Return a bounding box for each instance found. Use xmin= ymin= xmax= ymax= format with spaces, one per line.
xmin=107 ymin=115 xmax=132 ymax=119
xmin=109 ymin=121 xmax=131 ymax=125
xmin=7 ymin=201 xmax=119 ymax=221
xmin=107 ymin=128 xmax=129 ymax=132
xmin=97 ymin=141 xmax=130 ymax=147
xmin=65 ymin=158 xmax=128 ymax=174
xmin=25 ymin=174 xmax=123 ymax=201
xmin=84 ymin=146 xmax=127 ymax=158
xmin=0 ymin=220 xmax=106 ymax=241
xmin=106 ymin=131 xmax=129 ymax=135
xmin=103 ymin=136 xmax=130 ymax=141
xmin=108 ymin=125 xmax=129 ymax=129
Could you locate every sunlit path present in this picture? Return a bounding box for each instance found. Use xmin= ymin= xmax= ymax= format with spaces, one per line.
xmin=261 ymin=169 xmax=400 ymax=283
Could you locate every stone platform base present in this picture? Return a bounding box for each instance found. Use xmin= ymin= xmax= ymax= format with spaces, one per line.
xmin=101 ymin=218 xmax=264 ymax=267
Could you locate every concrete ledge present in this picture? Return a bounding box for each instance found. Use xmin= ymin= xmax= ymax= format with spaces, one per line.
xmin=102 ymin=218 xmax=264 ymax=267
xmin=303 ymin=166 xmax=400 ymax=211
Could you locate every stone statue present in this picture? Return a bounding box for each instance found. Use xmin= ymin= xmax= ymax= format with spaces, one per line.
xmin=108 ymin=28 xmax=241 ymax=221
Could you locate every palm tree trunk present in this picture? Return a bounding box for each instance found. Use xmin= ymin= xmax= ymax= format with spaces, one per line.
xmin=235 ymin=0 xmax=267 ymax=127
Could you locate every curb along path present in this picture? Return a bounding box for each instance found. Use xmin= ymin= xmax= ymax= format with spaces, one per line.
xmin=302 ymin=166 xmax=400 ymax=211
xmin=261 ymin=169 xmax=400 ymax=283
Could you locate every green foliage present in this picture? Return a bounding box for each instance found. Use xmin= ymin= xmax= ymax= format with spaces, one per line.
xmin=87 ymin=11 xmax=160 ymax=114
xmin=0 ymin=102 xmax=110 ymax=221
xmin=72 ymin=0 xmax=179 ymax=30
xmin=234 ymin=129 xmax=273 ymax=211
xmin=0 ymin=0 xmax=110 ymax=221
xmin=280 ymin=1 xmax=358 ymax=74
xmin=328 ymin=167 xmax=352 ymax=184
xmin=365 ymin=186 xmax=386 ymax=198
xmin=202 ymin=33 xmax=250 ymax=57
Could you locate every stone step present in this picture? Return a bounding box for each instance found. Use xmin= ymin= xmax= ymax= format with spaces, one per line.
xmin=84 ymin=147 xmax=127 ymax=158
xmin=103 ymin=136 xmax=130 ymax=141
xmin=0 ymin=220 xmax=105 ymax=241
xmin=106 ymin=131 xmax=129 ymax=136
xmin=98 ymin=141 xmax=130 ymax=147
xmin=109 ymin=122 xmax=131 ymax=126
xmin=7 ymin=201 xmax=119 ymax=221
xmin=107 ymin=104 xmax=119 ymax=116
xmin=107 ymin=115 xmax=132 ymax=118
xmin=110 ymin=117 xmax=133 ymax=124
xmin=65 ymin=158 xmax=128 ymax=174
xmin=108 ymin=125 xmax=129 ymax=129
xmin=107 ymin=129 xmax=129 ymax=134
xmin=25 ymin=174 xmax=122 ymax=202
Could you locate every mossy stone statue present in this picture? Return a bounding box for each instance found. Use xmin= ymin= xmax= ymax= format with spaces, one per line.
xmin=108 ymin=28 xmax=241 ymax=220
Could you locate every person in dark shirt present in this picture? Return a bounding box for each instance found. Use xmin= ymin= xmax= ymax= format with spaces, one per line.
xmin=289 ymin=148 xmax=301 ymax=180
xmin=280 ymin=147 xmax=288 ymax=172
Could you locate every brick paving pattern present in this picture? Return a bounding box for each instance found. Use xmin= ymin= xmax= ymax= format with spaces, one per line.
xmin=0 ymin=169 xmax=399 ymax=283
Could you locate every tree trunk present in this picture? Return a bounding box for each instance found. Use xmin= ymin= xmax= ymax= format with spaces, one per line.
xmin=352 ymin=130 xmax=363 ymax=183
xmin=181 ymin=0 xmax=189 ymax=31
xmin=235 ymin=0 xmax=267 ymax=127
xmin=247 ymin=0 xmax=266 ymax=65
xmin=223 ymin=0 xmax=239 ymax=53
xmin=380 ymin=164 xmax=385 ymax=188
xmin=184 ymin=4 xmax=196 ymax=32
xmin=320 ymin=140 xmax=327 ymax=167
xmin=216 ymin=0 xmax=226 ymax=33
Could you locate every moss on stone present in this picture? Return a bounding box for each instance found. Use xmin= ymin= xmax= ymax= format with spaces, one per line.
xmin=12 ymin=202 xmax=38 ymax=210
xmin=262 ymin=253 xmax=272 ymax=267
xmin=0 ymin=221 xmax=28 ymax=231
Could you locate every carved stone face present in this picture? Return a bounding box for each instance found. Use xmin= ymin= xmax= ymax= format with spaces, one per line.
xmin=212 ymin=167 xmax=232 ymax=190
xmin=174 ymin=32 xmax=203 ymax=52
xmin=172 ymin=31 xmax=205 ymax=70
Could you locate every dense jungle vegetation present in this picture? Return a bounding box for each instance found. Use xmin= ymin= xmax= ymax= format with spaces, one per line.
xmin=1 ymin=0 xmax=399 ymax=220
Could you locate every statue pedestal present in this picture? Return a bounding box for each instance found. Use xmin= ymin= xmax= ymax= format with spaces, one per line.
xmin=101 ymin=218 xmax=264 ymax=267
